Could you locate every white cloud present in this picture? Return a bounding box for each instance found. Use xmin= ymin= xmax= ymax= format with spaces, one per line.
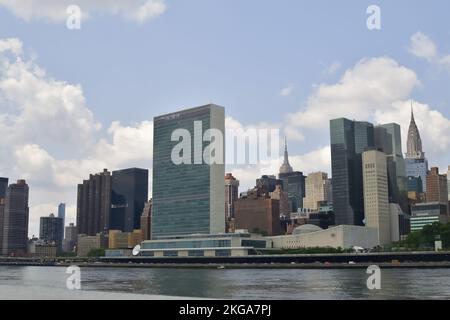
xmin=326 ymin=62 xmax=342 ymax=75
xmin=439 ymin=55 xmax=450 ymax=71
xmin=280 ymin=85 xmax=294 ymax=97
xmin=0 ymin=0 xmax=166 ymax=23
xmin=0 ymin=38 xmax=155 ymax=236
xmin=409 ymin=31 xmax=450 ymax=73
xmin=409 ymin=32 xmax=438 ymax=62
xmin=0 ymin=46 xmax=101 ymax=150
xmin=375 ymin=100 xmax=450 ymax=158
xmin=289 ymin=57 xmax=419 ymax=129
xmin=0 ymin=38 xmax=23 ymax=55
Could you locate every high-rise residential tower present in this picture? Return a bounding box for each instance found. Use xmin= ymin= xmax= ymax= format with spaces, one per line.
xmin=0 ymin=177 xmax=8 ymax=254
xmin=330 ymin=118 xmax=375 ymax=226
xmin=76 ymin=169 xmax=112 ymax=236
xmin=152 ymin=104 xmax=225 ymax=238
xmin=362 ymin=150 xmax=391 ymax=245
xmin=2 ymin=180 xmax=29 ymax=256
xmin=110 ymin=168 xmax=149 ymax=232
xmin=405 ymin=106 xmax=428 ymax=192
xmin=225 ymin=173 xmax=239 ymax=219
xmin=39 ymin=213 xmax=64 ymax=250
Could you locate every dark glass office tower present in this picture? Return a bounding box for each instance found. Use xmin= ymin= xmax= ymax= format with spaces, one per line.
xmin=330 ymin=119 xmax=374 ymax=226
xmin=110 ymin=168 xmax=148 ymax=232
xmin=278 ymin=172 xmax=306 ymax=212
xmin=57 ymin=203 xmax=66 ymax=238
xmin=376 ymin=123 xmax=408 ymax=212
xmin=0 ymin=178 xmax=8 ymax=199
xmin=2 ymin=180 xmax=29 ymax=256
xmin=152 ymin=104 xmax=225 ymax=238
xmin=39 ymin=214 xmax=64 ymax=251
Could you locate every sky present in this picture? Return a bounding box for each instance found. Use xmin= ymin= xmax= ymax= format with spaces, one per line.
xmin=0 ymin=0 xmax=450 ymax=237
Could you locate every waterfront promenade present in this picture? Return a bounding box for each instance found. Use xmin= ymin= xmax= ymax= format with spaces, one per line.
xmin=2 ymin=252 xmax=450 ymax=269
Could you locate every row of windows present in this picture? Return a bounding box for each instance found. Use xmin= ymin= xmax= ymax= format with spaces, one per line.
xmin=142 ymin=239 xmax=232 ymax=250
xmin=141 ymin=250 xmax=232 ymax=257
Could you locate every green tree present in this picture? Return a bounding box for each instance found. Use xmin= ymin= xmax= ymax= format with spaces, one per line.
xmin=87 ymin=248 xmax=105 ymax=257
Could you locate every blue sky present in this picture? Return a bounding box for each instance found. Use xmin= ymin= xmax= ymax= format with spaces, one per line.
xmin=1 ymin=0 xmax=449 ymax=128
xmin=0 ymin=0 xmax=450 ymax=235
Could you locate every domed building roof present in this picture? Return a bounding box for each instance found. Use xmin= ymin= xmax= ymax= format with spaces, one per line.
xmin=292 ymin=224 xmax=323 ymax=235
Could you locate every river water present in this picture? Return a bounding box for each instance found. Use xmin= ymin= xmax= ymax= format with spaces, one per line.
xmin=0 ymin=266 xmax=449 ymax=299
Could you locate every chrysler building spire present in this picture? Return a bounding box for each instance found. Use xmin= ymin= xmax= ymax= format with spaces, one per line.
xmin=406 ymin=102 xmax=425 ymax=159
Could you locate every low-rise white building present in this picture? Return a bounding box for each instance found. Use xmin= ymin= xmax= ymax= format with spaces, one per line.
xmin=267 ymin=225 xmax=378 ymax=250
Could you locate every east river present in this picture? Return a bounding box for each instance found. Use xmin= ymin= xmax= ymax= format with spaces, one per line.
xmin=1 ymin=266 xmax=449 ymax=299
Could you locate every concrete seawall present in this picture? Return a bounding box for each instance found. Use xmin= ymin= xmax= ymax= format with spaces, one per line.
xmin=1 ymin=251 xmax=450 ymax=269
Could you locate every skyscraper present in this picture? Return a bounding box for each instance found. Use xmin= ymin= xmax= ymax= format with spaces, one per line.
xmin=63 ymin=223 xmax=78 ymax=252
xmin=110 ymin=168 xmax=148 ymax=232
xmin=303 ymin=172 xmax=332 ymax=210
xmin=0 ymin=177 xmax=8 ymax=199
xmin=39 ymin=213 xmax=64 ymax=251
xmin=375 ymin=123 xmax=408 ymax=211
xmin=330 ymin=118 xmax=374 ymax=226
xmin=225 ymin=173 xmax=239 ymax=219
xmin=2 ymin=180 xmax=29 ymax=256
xmin=278 ymin=140 xmax=305 ymax=212
xmin=152 ymin=104 xmax=225 ymax=238
xmin=76 ymin=169 xmax=111 ymax=236
xmin=362 ymin=150 xmax=391 ymax=245
xmin=0 ymin=177 xmax=7 ymax=254
xmin=447 ymin=166 xmax=450 ymax=202
xmin=405 ymin=106 xmax=428 ymax=192
xmin=279 ymin=138 xmax=293 ymax=175
xmin=58 ymin=203 xmax=66 ymax=238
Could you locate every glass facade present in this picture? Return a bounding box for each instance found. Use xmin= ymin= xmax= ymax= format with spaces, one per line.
xmin=110 ymin=168 xmax=148 ymax=232
xmin=0 ymin=177 xmax=8 ymax=199
xmin=39 ymin=215 xmax=64 ymax=250
xmin=215 ymin=249 xmax=231 ymax=257
xmin=410 ymin=216 xmax=440 ymax=232
xmin=279 ymin=172 xmax=305 ymax=212
xmin=188 ymin=250 xmax=204 ymax=257
xmin=405 ymin=158 xmax=429 ymax=192
xmin=407 ymin=176 xmax=423 ymax=193
xmin=141 ymin=239 xmax=232 ymax=250
xmin=330 ymin=119 xmax=374 ymax=226
xmin=152 ymin=104 xmax=225 ymax=238
xmin=376 ymin=124 xmax=408 ymax=212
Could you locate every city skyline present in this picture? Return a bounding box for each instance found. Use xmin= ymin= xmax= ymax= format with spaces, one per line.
xmin=1 ymin=1 xmax=450 ymax=237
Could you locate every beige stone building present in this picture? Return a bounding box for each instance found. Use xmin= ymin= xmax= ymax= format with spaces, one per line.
xmin=362 ymin=150 xmax=391 ymax=246
xmin=303 ymin=172 xmax=332 ymax=210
